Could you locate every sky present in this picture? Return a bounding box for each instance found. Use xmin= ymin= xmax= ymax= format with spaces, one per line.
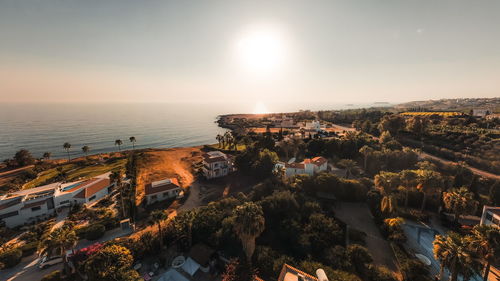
xmin=0 ymin=0 xmax=499 ymax=105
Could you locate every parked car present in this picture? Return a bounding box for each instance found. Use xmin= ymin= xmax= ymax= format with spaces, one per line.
xmin=38 ymin=255 xmax=63 ymax=269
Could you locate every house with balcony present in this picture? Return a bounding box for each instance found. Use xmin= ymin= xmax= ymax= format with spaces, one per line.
xmin=144 ymin=178 xmax=182 ymax=205
xmin=480 ymin=206 xmax=500 ymax=227
xmin=202 ymin=151 xmax=234 ymax=179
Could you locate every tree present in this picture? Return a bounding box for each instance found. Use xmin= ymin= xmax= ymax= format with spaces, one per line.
xmin=337 ymin=159 xmax=358 ymax=178
xmin=63 ymin=142 xmax=71 ymax=162
xmin=150 ymin=210 xmax=167 ymax=250
xmin=13 ymin=149 xmax=35 ymax=166
xmin=43 ymin=152 xmax=52 ymax=161
xmin=82 ymin=145 xmax=90 ymax=157
xmin=443 ymin=187 xmax=478 ymax=223
xmin=232 ymin=202 xmax=265 ymax=261
xmin=469 ymin=225 xmax=500 ymax=281
xmin=216 ymin=134 xmax=223 ymax=148
xmin=380 ymin=195 xmax=397 ymax=217
xmin=115 ymin=139 xmax=123 ymax=152
xmin=129 ymin=136 xmax=136 ymax=149
xmin=416 ymin=169 xmax=443 ymax=211
xmin=359 ymin=145 xmax=373 ymax=171
xmin=347 ymin=244 xmax=373 ymax=275
xmin=488 ymin=181 xmax=500 ymax=206
xmin=84 ymin=244 xmax=139 ymax=281
xmin=374 ymin=171 xmax=401 ymax=194
xmin=378 ymin=115 xmax=405 ymax=136
xmin=39 ymin=226 xmax=77 ymax=272
xmin=379 ymin=131 xmax=393 ymax=144
xmin=252 ymin=149 xmax=279 ymax=180
xmin=433 ymin=232 xmax=475 ymax=281
xmin=109 ymin=170 xmax=126 ymax=218
xmin=400 ymin=170 xmax=417 ymax=208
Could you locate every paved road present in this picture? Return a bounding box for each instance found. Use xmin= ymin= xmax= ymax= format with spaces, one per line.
xmin=334 ymin=202 xmax=399 ymax=273
xmin=0 ymin=254 xmax=62 ymax=281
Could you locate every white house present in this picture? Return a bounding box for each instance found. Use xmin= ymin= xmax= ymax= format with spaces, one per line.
xmin=202 ymin=151 xmax=234 ymax=179
xmin=472 ymin=108 xmax=491 ymax=118
xmin=480 ymin=206 xmax=500 ymax=227
xmin=0 ymin=184 xmax=56 ymax=228
xmin=0 ymin=173 xmax=114 ymax=228
xmin=144 ymin=178 xmax=182 ymax=205
xmin=304 ymin=120 xmax=322 ymax=131
xmin=275 ymin=156 xmax=328 ymax=178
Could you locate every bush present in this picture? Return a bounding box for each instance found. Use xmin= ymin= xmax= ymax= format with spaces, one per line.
xmin=41 ymin=270 xmax=63 ymax=281
xmin=20 ymin=241 xmax=38 ymax=257
xmin=0 ymin=248 xmax=22 ymax=269
xmin=84 ymin=223 xmax=106 ymax=240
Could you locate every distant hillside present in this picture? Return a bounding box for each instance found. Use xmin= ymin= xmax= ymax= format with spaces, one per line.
xmin=396 ymin=97 xmax=500 ymax=112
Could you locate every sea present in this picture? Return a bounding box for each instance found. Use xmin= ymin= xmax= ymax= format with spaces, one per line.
xmin=0 ymin=102 xmax=390 ymax=160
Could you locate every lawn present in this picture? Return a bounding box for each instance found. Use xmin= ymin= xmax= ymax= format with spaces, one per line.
xmin=23 ymin=159 xmax=127 ymax=189
xmin=208 ymin=143 xmax=247 ymax=151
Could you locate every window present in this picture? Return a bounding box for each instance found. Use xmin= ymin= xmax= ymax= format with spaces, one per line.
xmin=31 ymin=206 xmax=41 ymax=212
xmin=163 ymin=192 xmax=168 ymax=198
xmin=151 ymin=195 xmax=157 ymax=200
xmin=59 ymin=200 xmax=69 ymax=205
xmin=486 ymin=212 xmax=493 ymax=222
xmin=88 ymin=195 xmax=96 ymax=201
xmin=0 ymin=211 xmax=19 ymax=219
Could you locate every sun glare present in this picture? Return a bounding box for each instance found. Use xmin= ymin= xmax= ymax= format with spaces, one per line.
xmin=253 ymin=101 xmax=269 ymax=114
xmin=235 ymin=26 xmax=287 ymax=74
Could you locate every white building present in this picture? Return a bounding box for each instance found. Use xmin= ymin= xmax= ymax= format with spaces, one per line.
xmin=144 ymin=178 xmax=182 ymax=205
xmin=202 ymin=151 xmax=234 ymax=179
xmin=480 ymin=206 xmax=500 ymax=227
xmin=0 ymin=173 xmax=114 ymax=228
xmin=275 ymin=156 xmax=328 ymax=178
xmin=472 ymin=108 xmax=491 ymax=118
xmin=304 ymin=120 xmax=322 ymax=131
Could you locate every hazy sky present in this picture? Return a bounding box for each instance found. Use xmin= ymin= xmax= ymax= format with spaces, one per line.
xmin=1 ymin=0 xmax=499 ymax=104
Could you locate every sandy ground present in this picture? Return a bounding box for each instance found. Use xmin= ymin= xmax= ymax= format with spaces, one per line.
xmin=135 ymin=147 xmax=203 ymax=206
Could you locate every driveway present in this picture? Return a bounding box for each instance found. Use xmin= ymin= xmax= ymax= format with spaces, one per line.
xmin=334 ymin=202 xmax=398 ymax=273
xmin=0 ymin=254 xmax=61 ymax=281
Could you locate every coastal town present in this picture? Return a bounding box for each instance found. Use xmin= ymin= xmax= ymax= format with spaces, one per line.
xmin=0 ymin=98 xmax=499 ymax=281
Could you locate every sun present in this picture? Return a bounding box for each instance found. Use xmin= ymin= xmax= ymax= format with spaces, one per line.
xmin=235 ymin=26 xmax=287 ymax=74
xmin=253 ymin=101 xmax=269 ymax=114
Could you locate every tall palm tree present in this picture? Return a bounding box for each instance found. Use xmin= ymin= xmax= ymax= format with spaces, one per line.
xmin=443 ymin=187 xmax=478 ymax=223
xmin=400 ymin=170 xmax=417 ymax=208
xmin=231 ymin=202 xmax=265 ymax=261
xmin=115 ymin=139 xmax=123 ymax=152
xmin=359 ymin=145 xmax=373 ymax=171
xmin=43 ymin=152 xmax=52 ymax=161
xmin=63 ymin=142 xmax=71 ymax=162
xmin=416 ymin=169 xmax=442 ymax=212
xmin=81 ymin=145 xmax=90 ymax=157
xmin=39 ymin=225 xmax=77 ymax=272
xmin=381 ymin=195 xmax=397 ymax=217
xmin=216 ymin=134 xmax=223 ymax=148
xmin=151 ymin=210 xmax=168 ymax=250
xmin=433 ymin=232 xmax=474 ymax=281
xmin=469 ymin=225 xmax=500 ymax=281
xmin=109 ymin=170 xmax=126 ymax=218
xmin=129 ymin=136 xmax=136 ymax=149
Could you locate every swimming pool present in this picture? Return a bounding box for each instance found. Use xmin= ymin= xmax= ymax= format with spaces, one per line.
xmin=61 ymin=182 xmax=83 ymax=192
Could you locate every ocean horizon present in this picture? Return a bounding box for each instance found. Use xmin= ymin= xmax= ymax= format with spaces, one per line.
xmin=0 ymin=102 xmax=391 ymax=160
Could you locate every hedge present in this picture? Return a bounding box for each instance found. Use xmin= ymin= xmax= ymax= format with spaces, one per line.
xmin=20 ymin=241 xmax=38 ymax=257
xmin=85 ymin=223 xmax=106 ymax=241
xmin=0 ymin=248 xmax=22 ymax=269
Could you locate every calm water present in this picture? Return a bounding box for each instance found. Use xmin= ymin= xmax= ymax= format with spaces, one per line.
xmin=0 ymin=102 xmax=389 ymax=160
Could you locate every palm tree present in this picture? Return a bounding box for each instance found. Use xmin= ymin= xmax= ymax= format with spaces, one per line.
xmin=416 ymin=169 xmax=442 ymax=212
xmin=109 ymin=170 xmax=126 ymax=218
xmin=63 ymin=142 xmax=71 ymax=162
xmin=359 ymin=145 xmax=373 ymax=171
xmin=232 ymin=202 xmax=265 ymax=262
xmin=43 ymin=152 xmax=52 ymax=161
xmin=381 ymin=195 xmax=397 ymax=217
xmin=216 ymin=134 xmax=223 ymax=148
xmin=400 ymin=170 xmax=417 ymax=208
xmin=443 ymin=187 xmax=478 ymax=223
xmin=433 ymin=232 xmax=475 ymax=281
xmin=81 ymin=145 xmax=90 ymax=157
xmin=39 ymin=225 xmax=77 ymax=272
xmin=337 ymin=159 xmax=358 ymax=179
xmin=115 ymin=139 xmax=123 ymax=152
xmin=469 ymin=225 xmax=500 ymax=281
xmin=129 ymin=136 xmax=136 ymax=149
xmin=151 ymin=210 xmax=168 ymax=250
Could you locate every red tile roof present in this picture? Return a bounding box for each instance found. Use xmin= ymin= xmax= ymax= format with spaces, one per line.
xmin=72 ymin=178 xmax=112 ymax=199
xmin=62 ymin=178 xmax=100 ymax=193
xmin=278 ymin=264 xmax=318 ymax=281
xmin=144 ymin=178 xmax=180 ymax=195
xmin=311 ymin=156 xmax=327 ymax=166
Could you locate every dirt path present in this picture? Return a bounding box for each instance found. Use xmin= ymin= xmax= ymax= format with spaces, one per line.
xmin=334 ymin=202 xmax=399 ymax=274
xmin=419 ymin=152 xmax=500 ymax=180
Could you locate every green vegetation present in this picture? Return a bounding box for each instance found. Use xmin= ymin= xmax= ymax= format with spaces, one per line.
xmin=84 ymin=244 xmax=139 ymax=281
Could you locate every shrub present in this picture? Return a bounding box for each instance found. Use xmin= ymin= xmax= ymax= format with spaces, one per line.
xmin=41 ymin=270 xmax=63 ymax=281
xmin=84 ymin=223 xmax=106 ymax=240
xmin=0 ymin=247 xmax=22 ymax=269
xmin=20 ymin=241 xmax=38 ymax=257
